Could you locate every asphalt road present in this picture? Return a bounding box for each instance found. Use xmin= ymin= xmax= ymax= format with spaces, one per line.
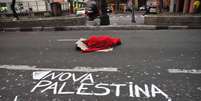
xmin=0 ymin=30 xmax=201 ymax=101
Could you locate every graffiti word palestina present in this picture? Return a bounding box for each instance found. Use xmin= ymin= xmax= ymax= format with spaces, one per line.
xmin=31 ymin=72 xmax=170 ymax=99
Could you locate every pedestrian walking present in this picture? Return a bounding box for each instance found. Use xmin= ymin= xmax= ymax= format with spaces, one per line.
xmin=86 ymin=0 xmax=99 ymax=21
xmin=11 ymin=0 xmax=19 ymax=20
xmin=28 ymin=8 xmax=34 ymax=17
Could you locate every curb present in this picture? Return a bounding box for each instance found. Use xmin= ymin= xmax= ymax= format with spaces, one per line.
xmin=0 ymin=25 xmax=201 ymax=32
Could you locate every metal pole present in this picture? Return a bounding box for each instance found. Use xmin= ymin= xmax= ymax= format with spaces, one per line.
xmin=160 ymin=0 xmax=163 ymax=12
xmin=76 ymin=0 xmax=78 ymax=8
xmin=145 ymin=0 xmax=147 ymax=14
xmin=28 ymin=2 xmax=30 ymax=10
xmin=131 ymin=0 xmax=135 ymax=23
xmin=36 ymin=0 xmax=39 ymax=12
xmin=115 ymin=0 xmax=120 ymax=14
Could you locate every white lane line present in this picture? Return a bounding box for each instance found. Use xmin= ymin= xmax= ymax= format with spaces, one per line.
xmin=56 ymin=39 xmax=78 ymax=42
xmin=167 ymin=98 xmax=172 ymax=101
xmin=33 ymin=71 xmax=51 ymax=80
xmin=168 ymin=69 xmax=201 ymax=74
xmin=14 ymin=96 xmax=18 ymax=101
xmin=0 ymin=65 xmax=118 ymax=72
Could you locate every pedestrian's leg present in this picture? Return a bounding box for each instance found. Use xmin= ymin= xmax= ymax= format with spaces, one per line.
xmin=11 ymin=0 xmax=19 ymax=20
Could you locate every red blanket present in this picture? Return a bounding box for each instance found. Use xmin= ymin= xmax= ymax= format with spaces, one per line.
xmin=82 ymin=35 xmax=121 ymax=53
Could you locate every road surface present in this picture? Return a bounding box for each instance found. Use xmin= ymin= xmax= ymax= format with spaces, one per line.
xmin=0 ymin=30 xmax=201 ymax=101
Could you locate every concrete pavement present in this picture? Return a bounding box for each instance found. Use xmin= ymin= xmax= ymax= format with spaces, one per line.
xmin=87 ymin=13 xmax=144 ymax=26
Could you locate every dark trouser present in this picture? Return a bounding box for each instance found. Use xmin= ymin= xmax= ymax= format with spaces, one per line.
xmin=11 ymin=0 xmax=19 ymax=19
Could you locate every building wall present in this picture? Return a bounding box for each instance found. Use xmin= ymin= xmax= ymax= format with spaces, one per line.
xmin=189 ymin=0 xmax=195 ymax=13
xmin=0 ymin=0 xmax=70 ymax=13
xmin=168 ymin=0 xmax=201 ymax=13
xmin=18 ymin=0 xmax=46 ymax=12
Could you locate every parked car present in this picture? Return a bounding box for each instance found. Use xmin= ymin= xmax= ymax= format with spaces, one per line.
xmin=139 ymin=6 xmax=145 ymax=11
xmin=148 ymin=6 xmax=157 ymax=14
xmin=76 ymin=8 xmax=86 ymax=16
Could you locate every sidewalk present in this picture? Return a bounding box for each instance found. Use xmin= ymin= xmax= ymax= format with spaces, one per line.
xmin=87 ymin=13 xmax=144 ymax=26
xmin=1 ymin=13 xmax=201 ymax=32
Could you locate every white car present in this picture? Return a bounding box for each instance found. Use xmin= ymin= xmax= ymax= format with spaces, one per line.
xmin=76 ymin=8 xmax=86 ymax=16
xmin=149 ymin=7 xmax=157 ymax=13
xmin=139 ymin=6 xmax=145 ymax=11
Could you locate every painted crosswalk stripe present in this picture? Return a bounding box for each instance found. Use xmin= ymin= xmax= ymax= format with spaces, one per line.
xmin=56 ymin=39 xmax=78 ymax=42
xmin=14 ymin=96 xmax=18 ymax=101
xmin=0 ymin=65 xmax=118 ymax=72
xmin=168 ymin=69 xmax=201 ymax=74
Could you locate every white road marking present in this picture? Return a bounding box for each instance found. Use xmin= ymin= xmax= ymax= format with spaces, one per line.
xmin=56 ymin=39 xmax=78 ymax=42
xmin=167 ymin=97 xmax=172 ymax=101
xmin=97 ymin=48 xmax=113 ymax=52
xmin=14 ymin=96 xmax=18 ymax=101
xmin=0 ymin=65 xmax=118 ymax=72
xmin=32 ymin=71 xmax=51 ymax=80
xmin=168 ymin=69 xmax=201 ymax=74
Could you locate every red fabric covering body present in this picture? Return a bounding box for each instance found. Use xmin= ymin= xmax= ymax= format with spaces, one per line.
xmin=82 ymin=35 xmax=121 ymax=53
